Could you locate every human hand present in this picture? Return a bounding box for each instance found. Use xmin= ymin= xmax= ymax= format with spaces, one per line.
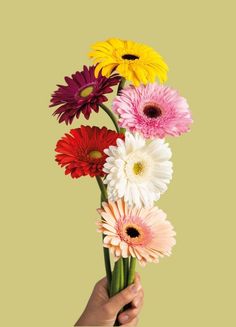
xmin=74 ymin=273 xmax=144 ymax=326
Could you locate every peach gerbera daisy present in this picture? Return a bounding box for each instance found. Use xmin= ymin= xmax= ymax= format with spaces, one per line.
xmin=97 ymin=199 xmax=176 ymax=266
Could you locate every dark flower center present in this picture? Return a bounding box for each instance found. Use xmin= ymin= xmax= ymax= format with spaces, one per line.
xmin=126 ymin=227 xmax=140 ymax=238
xmin=122 ymin=54 xmax=139 ymax=60
xmin=143 ymin=104 xmax=162 ymax=118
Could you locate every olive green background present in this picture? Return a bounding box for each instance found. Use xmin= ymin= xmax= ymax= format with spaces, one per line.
xmin=1 ymin=1 xmax=235 ymax=326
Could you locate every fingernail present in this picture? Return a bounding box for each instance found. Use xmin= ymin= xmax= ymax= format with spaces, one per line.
xmin=120 ymin=314 xmax=129 ymax=322
xmin=130 ymin=284 xmax=138 ymax=294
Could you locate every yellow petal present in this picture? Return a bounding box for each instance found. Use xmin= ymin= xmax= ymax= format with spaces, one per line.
xmin=130 ymin=68 xmax=140 ymax=86
xmin=108 ymin=38 xmax=124 ymax=48
xmin=91 ymin=40 xmax=114 ymax=51
xmin=101 ymin=63 xmax=118 ymax=76
xmin=134 ymin=64 xmax=148 ymax=84
xmin=145 ymin=66 xmax=156 ymax=83
xmin=94 ymin=62 xmax=105 ymax=77
xmin=116 ymin=61 xmax=129 ymax=77
xmin=88 ymin=50 xmax=109 ymax=59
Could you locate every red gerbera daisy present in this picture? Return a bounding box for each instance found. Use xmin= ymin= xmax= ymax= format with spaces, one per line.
xmin=50 ymin=65 xmax=121 ymax=124
xmin=55 ymin=126 xmax=124 ymax=178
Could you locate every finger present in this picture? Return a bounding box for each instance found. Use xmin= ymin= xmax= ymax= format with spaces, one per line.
xmin=107 ymin=283 xmax=140 ymax=314
xmin=132 ymin=289 xmax=144 ymax=309
xmin=122 ymin=317 xmax=139 ymax=326
xmin=118 ymin=307 xmax=139 ymax=324
xmin=119 ymin=289 xmax=143 ymax=324
xmin=133 ymin=275 xmax=142 ymax=291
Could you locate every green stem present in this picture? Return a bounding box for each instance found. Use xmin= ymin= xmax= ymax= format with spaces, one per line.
xmin=120 ymin=258 xmax=124 ymax=291
xmin=123 ymin=257 xmax=129 ymax=288
xmin=128 ymin=257 xmax=136 ymax=285
xmin=100 ymin=104 xmax=120 ymax=133
xmin=120 ymin=127 xmax=126 ymax=134
xmin=117 ymin=258 xmax=125 ymax=317
xmin=102 ymin=235 xmax=112 ymax=295
xmin=117 ymin=77 xmax=126 ymax=95
xmin=110 ymin=259 xmax=121 ymax=297
xmin=96 ymin=176 xmax=108 ymax=202
xmin=122 ymin=257 xmax=135 ymax=314
xmin=95 ymin=177 xmax=112 ymax=294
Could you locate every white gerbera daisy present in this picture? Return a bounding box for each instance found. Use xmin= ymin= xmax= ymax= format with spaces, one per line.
xmin=103 ymin=132 xmax=173 ymax=208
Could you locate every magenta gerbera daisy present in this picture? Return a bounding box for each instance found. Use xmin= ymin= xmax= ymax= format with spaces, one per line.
xmin=50 ymin=65 xmax=120 ymax=124
xmin=113 ymin=83 xmax=193 ymax=139
xmin=97 ymin=198 xmax=176 ymax=266
xmin=55 ymin=126 xmax=124 ymax=178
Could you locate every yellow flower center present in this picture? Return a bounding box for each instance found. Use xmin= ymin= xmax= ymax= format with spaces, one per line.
xmin=133 ymin=162 xmax=144 ymax=175
xmin=122 ymin=54 xmax=139 ymax=60
xmin=80 ymin=85 xmax=94 ymax=98
xmin=89 ymin=150 xmax=102 ymax=159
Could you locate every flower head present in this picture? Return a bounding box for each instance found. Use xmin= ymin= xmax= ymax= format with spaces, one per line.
xmin=89 ymin=38 xmax=168 ymax=86
xmin=97 ymin=199 xmax=176 ymax=266
xmin=113 ymin=84 xmax=193 ymax=139
xmin=55 ymin=126 xmax=124 ymax=178
xmin=50 ymin=65 xmax=120 ymax=124
xmin=103 ymin=132 xmax=173 ymax=208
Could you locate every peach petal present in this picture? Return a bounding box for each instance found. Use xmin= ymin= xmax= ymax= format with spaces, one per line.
xmin=111 ymin=237 xmax=121 ymax=246
xmin=100 ymin=212 xmax=116 ymax=226
xmin=102 ymin=223 xmax=116 ymax=233
xmin=117 ymin=198 xmax=125 ymax=217
xmin=103 ymin=230 xmax=117 ymax=236
xmin=104 ymin=235 xmax=113 ymax=244
xmin=109 ymin=201 xmax=121 ymax=219
xmin=115 ymin=247 xmax=121 ymax=257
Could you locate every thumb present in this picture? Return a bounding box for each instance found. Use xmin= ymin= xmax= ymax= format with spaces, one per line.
xmin=107 ymin=283 xmax=139 ymax=314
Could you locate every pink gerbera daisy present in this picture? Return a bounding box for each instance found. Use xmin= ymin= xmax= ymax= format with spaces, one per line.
xmin=97 ymin=198 xmax=176 ymax=266
xmin=113 ymin=83 xmax=193 ymax=139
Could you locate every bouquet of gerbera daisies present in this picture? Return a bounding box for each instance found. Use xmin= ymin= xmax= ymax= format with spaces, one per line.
xmin=49 ymin=38 xmax=193 ymax=324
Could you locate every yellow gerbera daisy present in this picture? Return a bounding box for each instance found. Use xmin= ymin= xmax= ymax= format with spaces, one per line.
xmin=89 ymin=38 xmax=168 ymax=86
